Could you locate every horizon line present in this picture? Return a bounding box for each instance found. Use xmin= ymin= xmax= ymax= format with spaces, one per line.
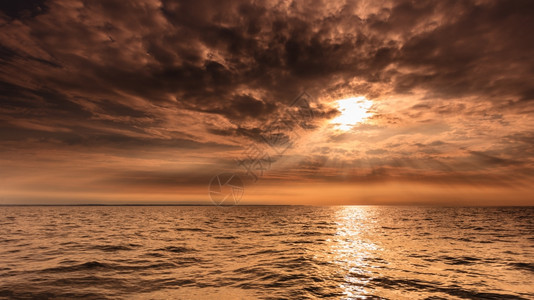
xmin=0 ymin=204 xmax=532 ymax=207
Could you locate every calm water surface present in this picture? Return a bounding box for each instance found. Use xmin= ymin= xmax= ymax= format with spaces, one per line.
xmin=0 ymin=206 xmax=533 ymax=299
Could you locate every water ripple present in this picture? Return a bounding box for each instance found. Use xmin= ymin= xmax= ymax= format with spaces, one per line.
xmin=0 ymin=206 xmax=532 ymax=299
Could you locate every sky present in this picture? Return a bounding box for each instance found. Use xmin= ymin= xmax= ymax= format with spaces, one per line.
xmin=1 ymin=0 xmax=533 ymax=205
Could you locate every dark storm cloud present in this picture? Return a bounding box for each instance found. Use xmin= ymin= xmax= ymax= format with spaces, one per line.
xmin=1 ymin=0 xmax=534 ymax=199
xmin=0 ymin=0 xmax=48 ymax=20
xmin=392 ymin=1 xmax=534 ymax=104
xmin=2 ymin=0 xmax=533 ymax=133
xmin=200 ymin=94 xmax=278 ymax=121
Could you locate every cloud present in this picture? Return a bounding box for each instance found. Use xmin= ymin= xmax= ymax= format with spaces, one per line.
xmin=0 ymin=0 xmax=533 ymax=203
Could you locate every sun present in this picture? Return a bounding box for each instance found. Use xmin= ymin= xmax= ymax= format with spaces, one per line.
xmin=330 ymin=96 xmax=373 ymax=130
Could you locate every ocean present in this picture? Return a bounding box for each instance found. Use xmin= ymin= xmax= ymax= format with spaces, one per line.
xmin=0 ymin=206 xmax=533 ymax=299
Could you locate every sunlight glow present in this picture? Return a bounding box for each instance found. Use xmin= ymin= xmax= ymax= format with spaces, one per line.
xmin=331 ymin=97 xmax=373 ymax=130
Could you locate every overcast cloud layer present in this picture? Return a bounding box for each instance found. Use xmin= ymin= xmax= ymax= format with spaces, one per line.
xmin=1 ymin=0 xmax=533 ymax=204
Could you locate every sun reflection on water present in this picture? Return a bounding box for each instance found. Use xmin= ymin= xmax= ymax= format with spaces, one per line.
xmin=330 ymin=206 xmax=380 ymax=299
